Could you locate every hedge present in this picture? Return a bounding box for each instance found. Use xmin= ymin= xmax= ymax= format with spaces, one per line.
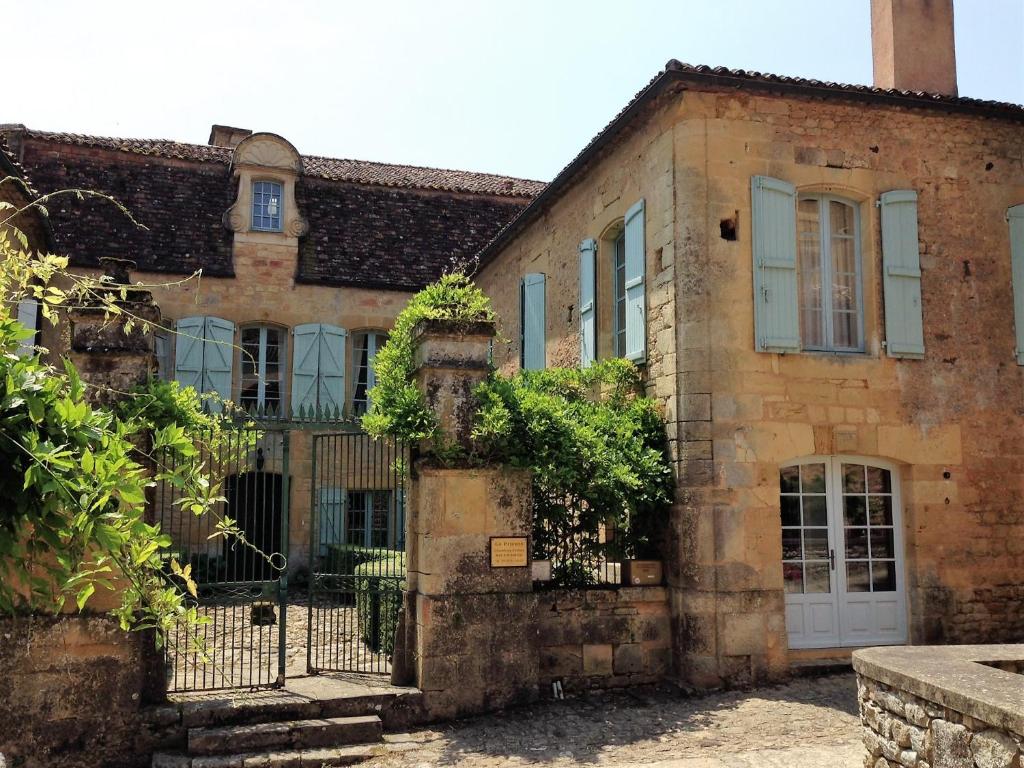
xmin=352 ymin=551 xmax=406 ymax=656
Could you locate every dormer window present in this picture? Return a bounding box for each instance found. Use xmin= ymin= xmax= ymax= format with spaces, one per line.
xmin=251 ymin=180 xmax=283 ymax=232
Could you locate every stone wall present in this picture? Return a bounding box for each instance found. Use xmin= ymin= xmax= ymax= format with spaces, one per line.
xmin=0 ymin=615 xmax=179 ymax=768
xmin=854 ymin=645 xmax=1024 ymax=768
xmin=537 ymin=586 xmax=672 ymax=694
xmin=477 ymin=75 xmax=1024 ymax=689
xmin=857 ymin=674 xmax=1024 ymax=768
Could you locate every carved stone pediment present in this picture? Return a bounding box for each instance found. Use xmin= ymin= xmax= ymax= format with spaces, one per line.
xmin=232 ymin=133 xmax=302 ymax=173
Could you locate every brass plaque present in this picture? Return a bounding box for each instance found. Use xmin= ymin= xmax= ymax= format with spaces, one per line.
xmin=490 ymin=537 xmax=528 ymax=568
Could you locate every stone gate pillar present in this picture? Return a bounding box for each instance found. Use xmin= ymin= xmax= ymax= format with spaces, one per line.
xmin=67 ymin=258 xmax=160 ymax=405
xmin=396 ymin=318 xmax=539 ymax=719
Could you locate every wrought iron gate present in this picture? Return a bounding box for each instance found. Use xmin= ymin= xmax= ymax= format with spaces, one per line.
xmin=307 ymin=432 xmax=408 ymax=675
xmin=155 ymin=425 xmax=290 ymax=692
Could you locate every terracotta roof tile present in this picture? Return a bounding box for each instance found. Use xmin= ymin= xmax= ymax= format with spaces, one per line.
xmin=5 ymin=128 xmax=537 ymax=290
xmin=19 ymin=129 xmax=546 ymax=197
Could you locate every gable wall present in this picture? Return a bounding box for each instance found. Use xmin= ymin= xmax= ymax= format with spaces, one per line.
xmin=479 ymin=83 xmax=1024 ymax=688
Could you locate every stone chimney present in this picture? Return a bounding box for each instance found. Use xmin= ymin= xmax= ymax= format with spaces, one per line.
xmin=208 ymin=124 xmax=252 ymax=148
xmin=871 ymin=0 xmax=958 ymax=96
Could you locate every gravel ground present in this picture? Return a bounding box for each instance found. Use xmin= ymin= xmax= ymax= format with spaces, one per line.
xmin=371 ymin=673 xmax=863 ymax=768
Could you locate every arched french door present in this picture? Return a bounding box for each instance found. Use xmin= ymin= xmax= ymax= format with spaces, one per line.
xmin=780 ymin=456 xmax=908 ymax=648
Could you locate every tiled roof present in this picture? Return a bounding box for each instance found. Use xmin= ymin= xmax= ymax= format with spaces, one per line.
xmin=17 ymin=129 xmax=546 ymax=198
xmin=477 ymin=60 xmax=1024 ymax=265
xmin=5 ymin=128 xmax=539 ymax=289
xmin=16 ymin=137 xmax=238 ymax=277
xmin=296 ymin=178 xmax=530 ymax=292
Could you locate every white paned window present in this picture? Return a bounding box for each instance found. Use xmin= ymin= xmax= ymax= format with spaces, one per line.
xmin=797 ymin=195 xmax=863 ymax=352
xmin=251 ymin=180 xmax=283 ymax=232
xmin=612 ymin=230 xmax=627 ymax=358
xmin=347 ymin=490 xmax=393 ymax=548
xmin=352 ymin=331 xmax=388 ymax=416
xmin=240 ymin=326 xmax=284 ymax=410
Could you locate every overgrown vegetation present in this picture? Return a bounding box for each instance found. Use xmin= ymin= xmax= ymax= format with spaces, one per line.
xmin=0 ymin=185 xmax=260 ymax=644
xmin=361 ymin=273 xmax=494 ymax=455
xmin=364 ymin=274 xmax=674 ymax=585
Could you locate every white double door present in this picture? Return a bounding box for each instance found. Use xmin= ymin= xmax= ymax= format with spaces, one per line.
xmin=781 ymin=456 xmax=908 ymax=649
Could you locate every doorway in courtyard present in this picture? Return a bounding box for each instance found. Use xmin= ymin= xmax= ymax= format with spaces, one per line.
xmin=307 ymin=432 xmax=408 ymax=676
xmin=153 ymin=424 xmax=407 ymax=692
xmin=780 ymin=456 xmax=908 ymax=649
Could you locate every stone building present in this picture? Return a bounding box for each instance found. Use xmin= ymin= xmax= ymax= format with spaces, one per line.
xmin=0 ymin=124 xmax=543 ymax=572
xmin=475 ymin=0 xmax=1024 ymax=687
xmin=2 ymin=0 xmax=1022 ymax=697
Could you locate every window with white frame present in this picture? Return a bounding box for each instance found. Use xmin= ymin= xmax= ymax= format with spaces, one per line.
xmin=251 ymin=180 xmax=283 ymax=232
xmin=239 ymin=325 xmax=284 ymax=411
xmin=347 ymin=490 xmax=393 ymax=548
xmin=612 ymin=230 xmax=627 ymax=358
xmin=352 ymin=331 xmax=388 ymax=416
xmin=797 ymin=195 xmax=863 ymax=352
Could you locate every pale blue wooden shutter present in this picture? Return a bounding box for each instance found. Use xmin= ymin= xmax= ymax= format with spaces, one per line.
xmin=173 ymin=316 xmax=205 ymax=393
xmin=623 ymin=200 xmax=647 ymax=362
xmin=751 ymin=176 xmax=800 ymax=352
xmin=880 ymin=190 xmax=925 ymax=358
xmin=318 ymin=488 xmax=344 ymax=557
xmin=15 ymin=299 xmax=38 ymax=356
xmin=521 ymin=273 xmax=546 ymax=370
xmin=203 ymin=317 xmax=235 ymax=411
xmin=1008 ymin=204 xmax=1024 ymax=364
xmin=318 ymin=324 xmax=347 ymax=415
xmin=579 ymin=238 xmax=597 ymax=367
xmin=291 ymin=323 xmax=321 ymax=416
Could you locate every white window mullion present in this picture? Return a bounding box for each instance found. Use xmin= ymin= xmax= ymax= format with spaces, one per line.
xmin=257 ymin=327 xmax=268 ymax=406
xmin=820 ymin=201 xmax=836 ymax=350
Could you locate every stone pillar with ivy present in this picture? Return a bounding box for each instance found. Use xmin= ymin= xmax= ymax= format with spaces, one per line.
xmin=398 ymin=317 xmax=539 ymax=718
xmin=67 ymin=258 xmax=160 ymax=406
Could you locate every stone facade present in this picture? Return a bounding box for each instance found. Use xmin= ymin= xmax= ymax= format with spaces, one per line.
xmin=537 ymin=586 xmax=672 ymax=694
xmin=477 ymin=71 xmax=1024 ymax=689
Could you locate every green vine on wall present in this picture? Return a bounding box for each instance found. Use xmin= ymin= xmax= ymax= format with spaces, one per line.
xmin=363 ymin=273 xmax=674 ymax=583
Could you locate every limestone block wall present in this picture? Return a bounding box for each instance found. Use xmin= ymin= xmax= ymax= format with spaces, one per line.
xmin=536 ymin=586 xmax=672 ymax=693
xmin=856 ymin=671 xmax=1023 ymax=768
xmin=481 ymin=77 xmax=1024 ymax=690
xmin=0 ymin=615 xmax=180 ymax=768
xmin=671 ymin=85 xmax=1024 ymax=687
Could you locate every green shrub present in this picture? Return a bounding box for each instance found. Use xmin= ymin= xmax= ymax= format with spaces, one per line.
xmin=324 ymin=544 xmax=394 ymax=576
xmin=353 ymin=551 xmax=406 ymax=656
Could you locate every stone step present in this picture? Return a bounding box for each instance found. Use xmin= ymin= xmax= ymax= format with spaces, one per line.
xmin=173 ymin=681 xmax=422 ymax=731
xmin=152 ymin=743 xmax=380 ymax=767
xmin=188 ymin=715 xmax=383 ymax=756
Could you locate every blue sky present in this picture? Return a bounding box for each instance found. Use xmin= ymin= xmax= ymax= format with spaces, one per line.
xmin=7 ymin=1 xmax=1023 ymax=181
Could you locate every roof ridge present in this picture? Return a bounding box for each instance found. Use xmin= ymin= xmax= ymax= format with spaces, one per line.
xmin=297 ymin=151 xmax=545 ymax=185
xmin=16 ymin=127 xmax=547 ymax=197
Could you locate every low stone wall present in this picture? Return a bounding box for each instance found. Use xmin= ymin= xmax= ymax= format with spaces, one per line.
xmin=537 ymin=586 xmax=672 ymax=694
xmin=853 ymin=645 xmax=1024 ymax=768
xmin=0 ymin=614 xmax=179 ymax=768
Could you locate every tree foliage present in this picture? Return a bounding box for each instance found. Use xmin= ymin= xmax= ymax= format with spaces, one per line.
xmin=0 ymin=186 xmax=257 ymax=643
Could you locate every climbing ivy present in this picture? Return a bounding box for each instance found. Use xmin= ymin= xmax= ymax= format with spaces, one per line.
xmin=364 ymin=274 xmax=674 ymax=582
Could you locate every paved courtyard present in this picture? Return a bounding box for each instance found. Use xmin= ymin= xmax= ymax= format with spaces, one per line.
xmin=372 ymin=673 xmax=862 ymax=768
